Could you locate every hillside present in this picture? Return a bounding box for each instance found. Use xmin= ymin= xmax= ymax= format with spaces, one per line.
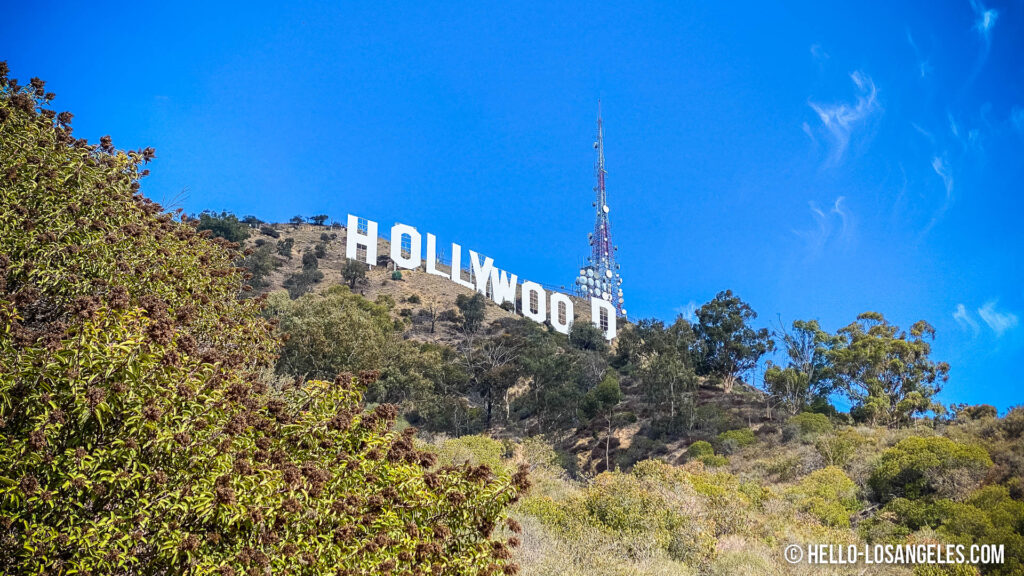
xmin=237 ymin=220 xmax=773 ymax=470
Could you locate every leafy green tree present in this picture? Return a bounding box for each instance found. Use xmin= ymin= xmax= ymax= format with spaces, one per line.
xmin=0 ymin=68 xmax=525 ymax=575
xmin=267 ymin=285 xmax=400 ymax=380
xmin=309 ymin=214 xmax=329 ymax=226
xmin=341 ymin=258 xmax=368 ymax=288
xmin=829 ymin=312 xmax=949 ymax=427
xmin=237 ymin=242 xmax=280 ymax=295
xmin=456 ymin=292 xmax=487 ymax=334
xmin=581 ymin=373 xmax=623 ymax=471
xmin=283 ymin=270 xmax=322 ymax=299
xmin=620 ymin=318 xmax=699 ymax=424
xmin=457 ymin=323 xmax=521 ymax=430
xmin=694 ymin=290 xmax=774 ymax=394
xmin=569 ymin=321 xmax=608 ymax=353
xmin=194 ymin=210 xmax=251 ymax=243
xmin=276 ymin=237 xmax=294 ymax=258
xmin=240 ymin=214 xmax=262 ymax=226
xmin=763 ymin=319 xmax=841 ymax=417
xmin=282 ymin=250 xmax=324 ymax=298
xmin=503 ymin=319 xmax=597 ymax=434
xmin=288 ymin=214 xmax=304 ymax=226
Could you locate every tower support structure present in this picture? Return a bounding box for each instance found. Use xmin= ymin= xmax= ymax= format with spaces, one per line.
xmin=575 ymin=102 xmax=625 ymax=317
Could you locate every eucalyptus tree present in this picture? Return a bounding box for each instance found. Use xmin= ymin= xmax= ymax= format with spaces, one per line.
xmin=694 ymin=290 xmax=774 ymax=394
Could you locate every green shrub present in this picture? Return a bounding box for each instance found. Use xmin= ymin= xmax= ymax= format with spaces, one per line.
xmin=787 ymin=466 xmax=861 ymax=527
xmin=687 ymin=441 xmax=715 ymax=458
xmin=699 ymin=454 xmax=729 ymax=467
xmin=276 ymin=237 xmax=294 ymax=258
xmin=1002 ymin=406 xmax=1024 ymax=439
xmin=406 ymin=294 xmax=421 ymax=304
xmin=431 ymin=435 xmax=510 ymax=473
xmin=869 ymin=436 xmax=993 ymax=502
xmin=815 ymin=429 xmax=862 ymax=467
xmin=391 ymin=269 xmax=403 ymax=280
xmin=583 ymin=472 xmax=666 ymax=533
xmin=0 ymin=71 xmax=524 ymax=575
xmin=784 ymin=412 xmax=833 ymax=442
xmin=267 ymin=286 xmax=399 ymax=379
xmin=717 ymin=428 xmax=756 ymax=453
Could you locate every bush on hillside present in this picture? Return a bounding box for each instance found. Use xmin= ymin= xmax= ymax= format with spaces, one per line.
xmin=815 ymin=429 xmax=862 ymax=467
xmin=784 ymin=412 xmax=834 ymax=442
xmin=687 ymin=441 xmax=714 ymax=458
xmin=869 ymin=437 xmax=992 ymax=502
xmin=699 ymin=454 xmax=729 ymax=467
xmin=787 ymin=466 xmax=861 ymax=527
xmin=0 ymin=67 xmax=525 ymax=575
xmin=717 ymin=428 xmax=756 ymax=453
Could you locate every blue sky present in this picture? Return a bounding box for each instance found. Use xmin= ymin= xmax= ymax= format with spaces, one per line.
xmin=3 ymin=1 xmax=1022 ymax=410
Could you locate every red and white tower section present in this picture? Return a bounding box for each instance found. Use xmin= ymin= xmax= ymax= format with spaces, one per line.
xmin=575 ymin=103 xmax=626 ymax=317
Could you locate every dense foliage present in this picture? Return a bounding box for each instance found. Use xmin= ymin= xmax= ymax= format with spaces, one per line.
xmin=0 ymin=66 xmax=525 ymax=575
xmin=194 ymin=210 xmax=252 ymax=243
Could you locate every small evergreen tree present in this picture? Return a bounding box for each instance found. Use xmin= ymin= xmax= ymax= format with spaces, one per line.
xmin=342 ymin=258 xmax=368 ymax=289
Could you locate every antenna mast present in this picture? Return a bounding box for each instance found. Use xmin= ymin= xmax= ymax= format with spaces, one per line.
xmin=575 ymin=101 xmax=626 ymax=317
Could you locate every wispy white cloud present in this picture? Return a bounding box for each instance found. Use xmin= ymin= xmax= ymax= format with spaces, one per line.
xmin=810 ymin=44 xmax=830 ymax=63
xmin=931 ymin=156 xmax=954 ymax=196
xmin=674 ymin=300 xmax=698 ymax=322
xmin=977 ymin=301 xmax=1018 ymax=337
xmin=953 ymin=303 xmax=981 ymax=335
xmin=831 ymin=196 xmax=851 ymax=242
xmin=801 ymin=121 xmax=816 ymax=144
xmin=921 ymin=155 xmax=955 ymax=235
xmin=905 ymin=30 xmax=932 ymax=79
xmin=912 ymin=122 xmax=935 ymax=144
xmin=794 ymin=196 xmax=852 ymax=254
xmin=967 ymin=0 xmax=998 ymax=83
xmin=807 ymin=71 xmax=881 ymax=165
xmin=970 ymin=0 xmax=999 ymax=45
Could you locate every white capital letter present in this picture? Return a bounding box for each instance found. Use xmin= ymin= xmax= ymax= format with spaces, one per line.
xmin=345 ymin=214 xmax=378 ymax=266
xmin=522 ymin=281 xmax=547 ymax=323
xmin=470 ymin=251 xmax=495 ymax=296
xmin=591 ymin=297 xmax=617 ymax=340
xmin=549 ymin=293 xmax=574 ymax=335
xmin=390 ymin=224 xmax=421 ymax=269
xmin=450 ymin=243 xmax=475 ymax=289
xmin=425 ymin=234 xmax=447 ymax=278
xmin=490 ymin=268 xmax=518 ymax=306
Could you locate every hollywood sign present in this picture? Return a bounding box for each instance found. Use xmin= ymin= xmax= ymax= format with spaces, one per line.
xmin=344 ymin=214 xmax=617 ymax=340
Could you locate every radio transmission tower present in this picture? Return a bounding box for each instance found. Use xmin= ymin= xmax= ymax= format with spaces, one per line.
xmin=575 ymin=102 xmax=625 ymax=317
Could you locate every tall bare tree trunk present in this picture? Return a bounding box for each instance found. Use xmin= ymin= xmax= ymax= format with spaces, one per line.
xmin=723 ymin=374 xmax=735 ymax=394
